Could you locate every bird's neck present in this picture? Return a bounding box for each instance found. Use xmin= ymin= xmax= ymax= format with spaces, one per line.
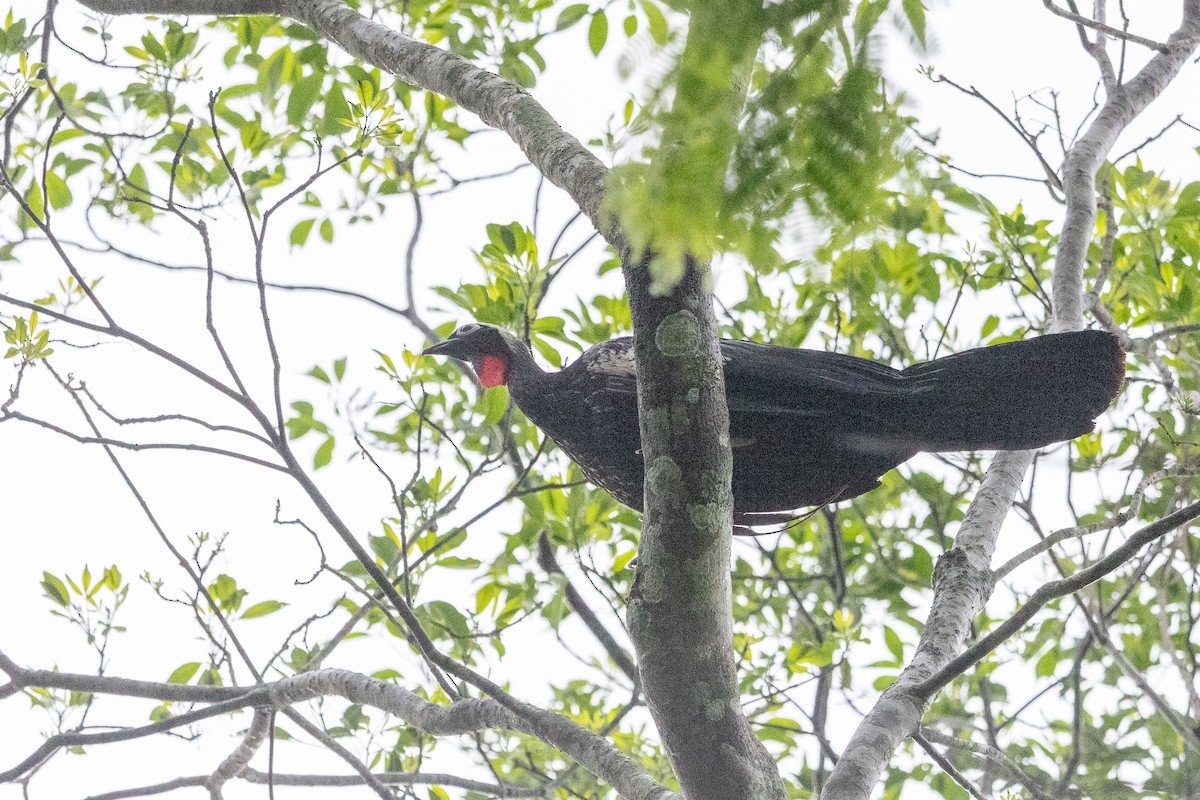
xmin=476 ymin=355 xmax=508 ymax=388
xmin=474 ymin=342 xmax=543 ymax=389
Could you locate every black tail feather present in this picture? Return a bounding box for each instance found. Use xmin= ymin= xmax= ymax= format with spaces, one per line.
xmin=901 ymin=329 xmax=1125 ymax=452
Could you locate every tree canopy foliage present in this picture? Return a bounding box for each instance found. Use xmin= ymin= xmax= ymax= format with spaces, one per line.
xmin=2 ymin=1 xmax=1200 ymax=799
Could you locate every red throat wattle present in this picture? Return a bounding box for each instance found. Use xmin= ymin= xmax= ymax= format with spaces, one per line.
xmin=477 ymin=355 xmax=507 ymax=388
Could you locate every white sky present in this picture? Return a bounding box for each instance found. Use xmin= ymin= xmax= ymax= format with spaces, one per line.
xmin=1 ymin=1 xmax=1198 ymax=798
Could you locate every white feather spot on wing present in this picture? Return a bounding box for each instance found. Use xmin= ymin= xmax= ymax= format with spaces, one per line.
xmin=586 ymin=343 xmax=637 ymax=378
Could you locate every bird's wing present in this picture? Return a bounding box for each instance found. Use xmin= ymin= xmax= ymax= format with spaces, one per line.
xmin=718 ymin=339 xmax=908 ymax=417
xmin=574 ymin=338 xmax=638 ymax=411
xmin=573 ymin=337 xmax=910 ymax=416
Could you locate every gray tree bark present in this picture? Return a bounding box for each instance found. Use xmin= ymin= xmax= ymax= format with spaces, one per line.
xmin=624 ymin=258 xmax=786 ymax=800
xmin=70 ymin=0 xmax=776 ymax=796
xmin=821 ymin=4 xmax=1200 ymax=797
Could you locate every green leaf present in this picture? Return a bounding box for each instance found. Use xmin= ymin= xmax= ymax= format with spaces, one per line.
xmin=212 ymin=574 xmax=239 ymax=602
xmin=883 ymin=626 xmax=904 ymax=661
xmin=104 ymin=566 xmax=122 ymax=591
xmin=421 ymin=600 xmax=470 ymax=638
xmin=319 ymin=218 xmax=333 ymax=243
xmin=481 ymin=385 xmax=510 ymax=425
xmin=499 ymin=225 xmax=517 ymax=253
xmin=19 ymin=180 xmax=43 ymax=231
xmin=167 ymin=662 xmax=201 ymax=684
xmin=543 ymin=583 xmax=569 ymax=629
xmin=1035 ymin=647 xmax=1059 ymax=678
xmin=981 ymin=315 xmax=999 ymax=338
xmin=556 ymin=4 xmax=589 ymax=31
xmin=45 ymin=172 xmax=72 ymax=210
xmin=370 ymin=533 xmax=400 ymax=564
xmin=313 ymin=436 xmax=334 ymax=468
xmin=588 ymin=10 xmax=608 ymax=56
xmin=290 ymin=218 xmax=315 ymax=249
xmin=643 ymin=0 xmax=668 ymax=44
xmin=612 ymin=549 xmax=636 ymax=572
xmin=41 ymin=572 xmax=70 ymax=606
xmin=902 ymin=0 xmax=927 ymax=46
xmin=287 ymin=73 xmax=323 ymax=125
xmin=531 ymin=336 xmax=562 ymax=367
xmin=375 ymin=349 xmax=397 ymax=374
xmin=241 ymin=600 xmax=286 ymax=619
xmin=51 ymin=129 xmax=87 ymax=148
xmin=476 ymin=584 xmax=500 ymax=614
xmin=436 ymin=556 xmax=481 ymax=569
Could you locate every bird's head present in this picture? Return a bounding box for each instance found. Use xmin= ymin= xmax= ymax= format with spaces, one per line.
xmin=421 ymin=323 xmax=526 ymax=388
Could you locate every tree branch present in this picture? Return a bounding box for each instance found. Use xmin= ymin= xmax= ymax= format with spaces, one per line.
xmin=206 ymin=707 xmax=271 ymax=798
xmin=73 ymin=0 xmax=615 ymax=243
xmin=918 ymin=725 xmax=1056 ymax=800
xmin=1042 ymin=0 xmax=1172 ymax=53
xmin=821 ymin=449 xmax=1034 ymax=799
xmin=917 ymin=500 xmax=1200 ymax=698
xmin=1 ymin=654 xmax=676 ymax=800
xmin=83 ymin=768 xmax=545 ymax=800
xmin=1053 ymin=1 xmax=1200 ymax=332
xmin=537 ymin=534 xmax=640 ymax=686
xmin=994 ymin=467 xmax=1198 ymax=580
xmin=911 ymin=731 xmax=989 ymax=800
xmin=823 ymin=10 xmax=1200 ymax=795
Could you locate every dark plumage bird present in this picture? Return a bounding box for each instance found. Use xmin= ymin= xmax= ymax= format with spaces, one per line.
xmin=424 ymin=325 xmax=1125 ymax=526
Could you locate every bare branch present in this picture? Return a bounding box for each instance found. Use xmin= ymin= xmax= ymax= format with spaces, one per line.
xmin=401 ymin=189 xmax=437 ymax=341
xmin=74 ymin=381 xmax=273 ymax=447
xmin=917 ymin=726 xmax=1055 ymax=800
xmin=83 ymin=768 xmax=546 ymax=800
xmin=271 ymin=670 xmax=675 ymax=799
xmin=1043 ymin=0 xmax=1172 ymax=53
xmin=994 ymin=468 xmax=1199 ymax=580
xmin=3 ymin=409 xmax=286 ymax=473
xmin=0 ymin=689 xmax=269 ymax=783
xmin=931 ymin=75 xmax=1064 ymax=193
xmin=279 ymin=709 xmax=393 ymax=800
xmin=537 ymin=533 xmax=640 ymax=686
xmin=912 ymin=731 xmax=990 ymax=800
xmin=917 ymin=499 xmax=1200 ymax=698
xmin=1146 ymin=323 xmax=1200 ymax=343
xmin=206 ymin=707 xmax=272 ymax=798
xmin=1112 ymin=113 xmax=1187 ymax=162
xmin=1 ymin=654 xmax=676 ymax=800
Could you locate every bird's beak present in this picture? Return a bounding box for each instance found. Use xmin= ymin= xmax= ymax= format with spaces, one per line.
xmin=421 ymin=339 xmax=468 ymax=360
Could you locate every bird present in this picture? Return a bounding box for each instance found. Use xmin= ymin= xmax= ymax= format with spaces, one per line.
xmin=423 ymin=324 xmax=1125 ymax=528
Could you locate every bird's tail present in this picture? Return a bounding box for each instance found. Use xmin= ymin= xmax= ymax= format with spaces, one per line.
xmin=899 ymin=330 xmax=1125 ymax=452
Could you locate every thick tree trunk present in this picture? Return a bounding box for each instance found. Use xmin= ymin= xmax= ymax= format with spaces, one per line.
xmin=624 ymin=256 xmax=786 ymax=800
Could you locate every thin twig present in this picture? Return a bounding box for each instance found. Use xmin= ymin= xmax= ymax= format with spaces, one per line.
xmin=1043 ymin=0 xmax=1170 ymax=53
xmin=917 ymin=499 xmax=1200 ymax=698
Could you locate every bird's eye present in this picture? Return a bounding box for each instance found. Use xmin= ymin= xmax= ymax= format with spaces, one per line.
xmin=457 ymin=323 xmax=479 ymax=335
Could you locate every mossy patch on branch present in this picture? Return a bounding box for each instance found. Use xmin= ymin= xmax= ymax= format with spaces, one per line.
xmin=654 ymin=310 xmax=701 ymax=359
